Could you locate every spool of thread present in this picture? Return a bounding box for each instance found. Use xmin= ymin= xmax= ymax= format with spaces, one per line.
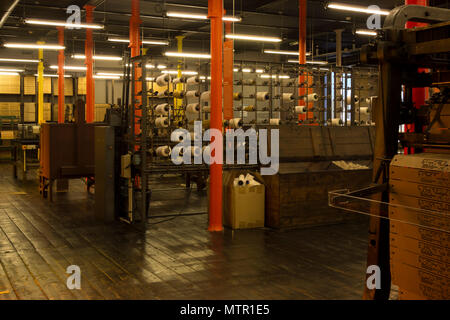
xmin=302 ymin=93 xmax=319 ymax=102
xmin=256 ymin=92 xmax=270 ymax=101
xmin=156 ymin=146 xmax=171 ymax=158
xmin=243 ymin=105 xmax=255 ymax=112
xmin=173 ymin=91 xmax=185 ymax=99
xmin=186 ymin=146 xmax=202 ymax=157
xmin=155 ymin=117 xmax=169 ymax=128
xmin=282 ymin=93 xmax=294 ymax=102
xmin=172 ymin=146 xmax=184 ymax=157
xmin=329 ymin=118 xmax=343 ymax=126
xmin=186 ymin=90 xmax=200 ymax=99
xmin=233 ymin=92 xmax=243 ymax=101
xmin=157 ymin=90 xmax=170 ymax=98
xmin=186 ymin=76 xmax=200 ymax=85
xmin=171 ymin=131 xmax=188 ymax=142
xmin=243 ymin=79 xmax=256 ymax=85
xmin=156 ymin=74 xmax=170 ymax=86
xmin=270 ymin=118 xmax=281 ymax=126
xmin=295 ymin=106 xmax=308 ymax=114
xmin=200 ymin=91 xmax=211 ymax=102
xmin=186 ymin=103 xmax=200 ymax=114
xmin=155 ymin=103 xmax=170 ymax=115
xmin=357 ymin=107 xmax=371 ymax=115
xmin=346 ymin=95 xmax=359 ymax=105
xmin=235 ymin=175 xmax=246 ymax=187
xmin=229 ymin=118 xmax=243 ymax=129
xmin=172 ymin=77 xmax=186 ymax=84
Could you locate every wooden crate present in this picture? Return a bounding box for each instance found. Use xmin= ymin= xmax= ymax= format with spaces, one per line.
xmin=24 ymin=76 xmax=36 ymax=95
xmin=264 ymin=162 xmax=372 ymax=229
xmin=53 ymin=78 xmax=74 ymax=96
xmin=0 ymin=102 xmax=20 ymax=117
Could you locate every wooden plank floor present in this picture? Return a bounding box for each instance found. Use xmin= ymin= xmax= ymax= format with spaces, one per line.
xmin=0 ymin=164 xmax=370 ymax=300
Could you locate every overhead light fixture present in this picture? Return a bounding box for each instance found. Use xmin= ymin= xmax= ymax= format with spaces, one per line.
xmin=94 ymin=75 xmax=121 ymax=79
xmin=255 ymin=69 xmax=264 ymax=73
xmin=146 ymin=77 xmax=155 ymax=81
xmin=108 ymin=37 xmax=169 ymax=46
xmin=199 ymin=76 xmax=211 ymax=80
xmin=260 ymin=74 xmax=290 ymax=79
xmin=327 ymin=3 xmax=390 ymax=15
xmin=146 ymin=64 xmax=167 ymax=69
xmin=356 ymin=29 xmax=378 ymax=36
xmin=165 ymin=52 xmax=211 ymax=59
xmin=0 ymin=68 xmax=24 ymax=72
xmin=72 ymin=54 xmax=122 ymax=61
xmin=0 ymin=72 xmax=19 ymax=76
xmin=264 ymin=49 xmax=312 ymax=56
xmin=162 ymin=70 xmax=198 ymax=75
xmin=25 ymin=19 xmax=104 ymax=29
xmin=288 ymin=59 xmax=329 ymax=65
xmin=226 ymin=34 xmax=282 ymax=42
xmin=4 ymin=43 xmax=65 ymax=50
xmin=50 ymin=65 xmax=87 ymax=71
xmin=166 ymin=12 xmax=241 ymax=22
xmin=34 ymin=74 xmax=72 ymax=78
xmin=97 ymin=72 xmax=123 ymax=77
xmin=0 ymin=58 xmax=39 ymax=63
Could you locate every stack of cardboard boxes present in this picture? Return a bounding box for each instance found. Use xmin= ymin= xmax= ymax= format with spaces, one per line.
xmin=389 ymin=153 xmax=450 ymax=299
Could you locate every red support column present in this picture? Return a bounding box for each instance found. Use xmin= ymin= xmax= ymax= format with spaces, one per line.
xmin=84 ymin=5 xmax=95 ymax=123
xmin=404 ymin=0 xmax=428 ymax=154
xmin=223 ymin=21 xmax=234 ymax=121
xmin=208 ymin=0 xmax=224 ymax=232
xmin=130 ymin=0 xmax=142 ymax=138
xmin=298 ymin=0 xmax=308 ymax=122
xmin=57 ymin=27 xmax=65 ymax=124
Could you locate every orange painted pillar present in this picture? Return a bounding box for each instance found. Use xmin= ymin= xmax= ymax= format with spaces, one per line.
xmin=208 ymin=0 xmax=224 ymax=232
xmin=57 ymin=27 xmax=65 ymax=123
xmin=404 ymin=0 xmax=428 ymax=154
xmin=84 ymin=5 xmax=95 ymax=123
xmin=223 ymin=21 xmax=234 ymax=120
xmin=298 ymin=0 xmax=308 ymax=122
xmin=130 ymin=0 xmax=142 ymax=138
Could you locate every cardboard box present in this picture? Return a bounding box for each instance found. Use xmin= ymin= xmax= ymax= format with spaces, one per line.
xmin=390 ymin=180 xmax=450 ymax=203
xmin=390 ymin=263 xmax=449 ymax=299
xmin=223 ymin=171 xmax=265 ymax=230
xmin=0 ymin=131 xmax=15 ymax=140
xmin=391 ymin=246 xmax=450 ymax=278
xmin=390 ymin=206 xmax=450 ymax=232
xmin=390 ymin=221 xmax=450 ymax=247
xmin=398 ymin=288 xmax=432 ymax=300
xmin=391 ymin=234 xmax=450 ymax=264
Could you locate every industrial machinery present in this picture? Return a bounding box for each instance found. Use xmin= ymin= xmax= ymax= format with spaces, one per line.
xmin=329 ymin=5 xmax=450 ymax=300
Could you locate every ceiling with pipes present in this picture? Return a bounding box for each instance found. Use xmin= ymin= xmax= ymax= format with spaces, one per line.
xmin=0 ymin=0 xmax=449 ymax=67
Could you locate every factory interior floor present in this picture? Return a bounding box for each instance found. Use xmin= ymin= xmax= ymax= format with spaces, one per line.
xmin=0 ymin=163 xmax=370 ymax=300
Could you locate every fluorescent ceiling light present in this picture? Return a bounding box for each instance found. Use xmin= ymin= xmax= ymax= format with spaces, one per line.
xmin=0 ymin=58 xmax=39 ymax=63
xmin=72 ymin=54 xmax=122 ymax=61
xmin=166 ymin=12 xmax=241 ymax=22
xmin=165 ymin=52 xmax=211 ymax=59
xmin=146 ymin=77 xmax=155 ymax=81
xmin=356 ymin=29 xmax=378 ymax=36
xmin=199 ymin=76 xmax=211 ymax=80
xmin=327 ymin=3 xmax=390 ymax=15
xmin=288 ymin=59 xmax=328 ymax=65
xmin=0 ymin=72 xmax=19 ymax=76
xmin=146 ymin=64 xmax=167 ymax=69
xmin=264 ymin=50 xmax=311 ymax=56
xmin=0 ymin=68 xmax=23 ymax=72
xmin=162 ymin=70 xmax=198 ymax=75
xmin=260 ymin=74 xmax=289 ymax=79
xmin=108 ymin=37 xmax=169 ymax=46
xmin=34 ymin=74 xmax=71 ymax=78
xmin=94 ymin=75 xmax=121 ymax=79
xmin=97 ymin=72 xmax=123 ymax=77
xmin=50 ymin=65 xmax=87 ymax=71
xmin=226 ymin=34 xmax=282 ymax=42
xmin=4 ymin=43 xmax=65 ymax=50
xmin=255 ymin=69 xmax=264 ymax=73
xmin=25 ymin=19 xmax=104 ymax=29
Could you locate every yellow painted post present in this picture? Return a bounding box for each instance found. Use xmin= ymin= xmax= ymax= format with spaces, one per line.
xmin=175 ymin=36 xmax=185 ymax=125
xmin=37 ymin=42 xmax=44 ymax=124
